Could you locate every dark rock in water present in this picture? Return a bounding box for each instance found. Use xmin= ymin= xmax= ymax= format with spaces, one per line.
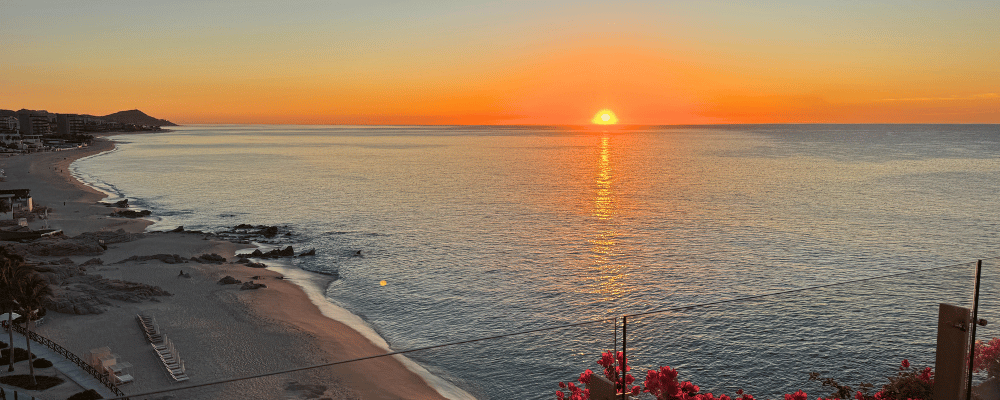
xmin=115 ymin=254 xmax=188 ymax=264
xmin=217 ymin=276 xmax=241 ymax=285
xmin=239 ymin=281 xmax=266 ymax=290
xmin=170 ymin=226 xmax=184 ymax=233
xmin=248 ymin=246 xmax=296 ymax=259
xmin=297 ymin=248 xmax=316 ymax=257
xmin=233 ymin=223 xmax=255 ymax=230
xmin=284 ymin=232 xmax=292 ymax=236
xmin=236 ymin=257 xmax=250 ymax=264
xmin=261 ymin=226 xmax=279 ymax=238
xmin=110 ymin=209 xmax=152 ymax=218
xmin=115 ymin=199 xmax=129 ymax=208
xmin=191 ymin=253 xmax=226 ymax=264
xmin=246 ymin=262 xmax=267 ymax=268
xmin=80 ymin=258 xmax=103 ymax=266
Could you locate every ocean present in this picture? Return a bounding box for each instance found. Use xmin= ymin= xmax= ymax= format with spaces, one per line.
xmin=72 ymin=124 xmax=1000 ymax=399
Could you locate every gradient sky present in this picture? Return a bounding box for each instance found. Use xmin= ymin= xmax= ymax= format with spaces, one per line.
xmin=1 ymin=0 xmax=997 ymax=125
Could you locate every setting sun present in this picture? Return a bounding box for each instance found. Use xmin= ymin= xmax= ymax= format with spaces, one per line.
xmin=592 ymin=109 xmax=619 ymax=125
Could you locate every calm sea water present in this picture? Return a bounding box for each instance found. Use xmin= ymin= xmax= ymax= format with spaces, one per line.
xmin=73 ymin=125 xmax=1000 ymax=399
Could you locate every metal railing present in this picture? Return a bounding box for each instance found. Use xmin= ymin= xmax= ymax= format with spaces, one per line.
xmin=3 ymin=321 xmax=128 ymax=399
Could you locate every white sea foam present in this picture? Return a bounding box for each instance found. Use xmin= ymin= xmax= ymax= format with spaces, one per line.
xmin=266 ymin=263 xmax=477 ymax=400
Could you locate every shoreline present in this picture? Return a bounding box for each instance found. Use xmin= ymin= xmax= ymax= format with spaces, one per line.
xmin=2 ymin=136 xmax=459 ymax=399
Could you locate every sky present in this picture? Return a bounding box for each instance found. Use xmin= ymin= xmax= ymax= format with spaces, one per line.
xmin=1 ymin=0 xmax=998 ymax=125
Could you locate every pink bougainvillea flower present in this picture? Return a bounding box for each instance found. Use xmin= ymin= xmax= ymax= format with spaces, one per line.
xmin=783 ymin=390 xmax=808 ymax=400
xmin=901 ymin=359 xmax=910 ymax=370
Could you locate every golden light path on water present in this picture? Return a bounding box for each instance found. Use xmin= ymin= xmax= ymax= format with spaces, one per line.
xmin=589 ymin=135 xmax=628 ymax=302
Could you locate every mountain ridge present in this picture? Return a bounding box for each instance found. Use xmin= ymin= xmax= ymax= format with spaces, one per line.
xmin=96 ymin=109 xmax=177 ymax=127
xmin=0 ymin=108 xmax=177 ymax=127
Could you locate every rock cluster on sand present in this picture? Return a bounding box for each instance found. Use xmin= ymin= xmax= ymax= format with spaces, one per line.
xmin=2 ymin=237 xmax=104 ymax=257
xmin=191 ymin=253 xmax=226 ymax=264
xmin=75 ymin=229 xmax=145 ymax=244
xmin=217 ymin=276 xmax=242 ymax=285
xmin=114 ymin=254 xmax=188 ymax=264
xmin=240 ymin=281 xmax=266 ymax=290
xmin=0 ymin=229 xmax=143 ymax=257
xmin=33 ymin=260 xmax=171 ymax=315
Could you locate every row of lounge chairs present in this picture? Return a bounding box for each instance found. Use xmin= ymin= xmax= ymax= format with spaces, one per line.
xmin=137 ymin=314 xmax=188 ymax=382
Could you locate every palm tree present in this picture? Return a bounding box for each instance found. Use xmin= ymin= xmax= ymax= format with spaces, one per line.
xmin=13 ymin=272 xmax=52 ymax=386
xmin=0 ymin=247 xmax=30 ymax=372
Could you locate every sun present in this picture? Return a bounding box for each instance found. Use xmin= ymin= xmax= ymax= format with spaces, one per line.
xmin=592 ymin=109 xmax=618 ymax=125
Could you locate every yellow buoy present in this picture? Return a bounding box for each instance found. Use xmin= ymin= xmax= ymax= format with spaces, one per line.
xmin=380 ymin=280 xmax=387 ymax=286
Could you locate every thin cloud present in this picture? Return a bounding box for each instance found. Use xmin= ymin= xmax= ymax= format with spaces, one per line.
xmin=879 ymin=93 xmax=999 ymax=102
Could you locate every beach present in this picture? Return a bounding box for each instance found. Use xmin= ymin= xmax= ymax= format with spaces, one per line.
xmin=0 ymin=137 xmax=450 ymax=400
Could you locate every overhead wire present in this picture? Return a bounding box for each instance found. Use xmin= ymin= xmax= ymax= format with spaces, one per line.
xmin=105 ymin=259 xmax=985 ymax=400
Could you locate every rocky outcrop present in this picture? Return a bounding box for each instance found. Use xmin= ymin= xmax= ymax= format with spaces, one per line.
xmin=217 ymin=276 xmax=241 ymax=285
xmin=32 ymin=261 xmax=87 ymax=286
xmin=297 ymin=248 xmax=316 ymax=257
xmin=223 ymin=224 xmax=291 ymax=240
xmin=80 ymin=258 xmax=103 ymax=266
xmin=240 ymin=281 xmax=266 ymax=290
xmin=1 ymin=237 xmax=105 ymax=257
xmin=114 ymin=254 xmax=188 ymax=264
xmin=110 ymin=209 xmax=151 ymax=218
xmin=75 ymin=229 xmax=144 ymax=244
xmin=245 ymin=246 xmax=295 ymax=259
xmin=191 ymin=253 xmax=226 ymax=264
xmin=47 ymin=276 xmax=171 ymax=315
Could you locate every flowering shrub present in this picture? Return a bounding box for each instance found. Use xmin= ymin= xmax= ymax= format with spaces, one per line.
xmin=559 ymin=358 xmax=933 ymax=400
xmin=809 ymin=359 xmax=932 ymax=400
xmin=556 ymin=351 xmax=639 ymax=400
xmin=643 ymin=365 xmax=756 ymax=400
xmin=974 ymin=337 xmax=1000 ymax=379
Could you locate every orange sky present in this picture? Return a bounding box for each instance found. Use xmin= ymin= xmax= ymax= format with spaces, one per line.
xmin=1 ymin=1 xmax=997 ymax=124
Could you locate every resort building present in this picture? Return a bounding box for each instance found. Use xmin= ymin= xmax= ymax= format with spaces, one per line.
xmin=17 ymin=110 xmax=52 ymax=136
xmin=0 ymin=189 xmax=33 ymax=213
xmin=57 ymin=113 xmax=86 ymax=136
xmin=0 ymin=116 xmax=18 ymax=133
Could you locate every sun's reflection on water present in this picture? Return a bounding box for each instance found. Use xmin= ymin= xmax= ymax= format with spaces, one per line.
xmin=587 ymin=135 xmax=631 ymax=303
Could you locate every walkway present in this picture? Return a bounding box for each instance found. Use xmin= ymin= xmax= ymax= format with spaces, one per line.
xmin=4 ymin=329 xmax=117 ymax=399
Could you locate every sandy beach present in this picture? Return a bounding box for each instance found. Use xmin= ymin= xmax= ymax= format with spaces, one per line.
xmin=0 ymin=138 xmax=451 ymax=400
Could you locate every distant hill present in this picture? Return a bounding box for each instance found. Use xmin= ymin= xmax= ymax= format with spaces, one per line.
xmin=100 ymin=109 xmax=177 ymax=127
